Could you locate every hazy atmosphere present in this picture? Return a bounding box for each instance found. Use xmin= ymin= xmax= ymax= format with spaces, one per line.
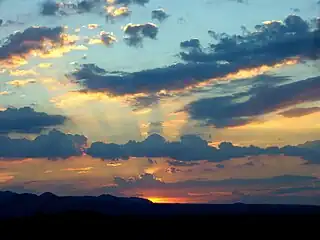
xmin=0 ymin=0 xmax=319 ymax=204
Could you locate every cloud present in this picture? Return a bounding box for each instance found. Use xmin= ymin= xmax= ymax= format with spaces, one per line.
xmin=88 ymin=31 xmax=117 ymax=46
xmin=186 ymin=75 xmax=320 ymax=128
xmin=0 ymin=26 xmax=63 ymax=58
xmin=40 ymin=0 xmax=60 ymax=16
xmin=0 ymin=129 xmax=87 ymax=159
xmin=167 ymin=160 xmax=200 ymax=167
xmin=180 ymin=15 xmax=317 ymax=63
xmin=0 ymin=107 xmax=67 ymax=134
xmin=180 ymin=38 xmax=201 ymax=50
xmin=68 ymin=14 xmax=318 ymax=96
xmin=6 ymin=79 xmax=37 ymax=87
xmin=0 ymin=26 xmax=86 ymax=69
xmin=115 ymin=173 xmax=318 ymax=189
xmin=151 ymin=9 xmax=169 ymax=22
xmin=279 ymin=107 xmax=320 ymax=118
xmin=105 ymin=6 xmax=131 ymax=22
xmin=1 ymin=127 xmax=319 ymax=163
xmin=122 ymin=22 xmax=158 ymax=47
xmin=101 ymin=173 xmax=318 ymax=201
xmin=86 ymin=133 xmax=320 ymax=164
xmin=76 ymin=0 xmax=95 ymax=13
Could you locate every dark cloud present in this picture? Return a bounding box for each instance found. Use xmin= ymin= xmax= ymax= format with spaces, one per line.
xmin=297 ymin=140 xmax=320 ymax=152
xmin=180 ymin=15 xmax=317 ymax=63
xmin=130 ymin=94 xmax=160 ymax=110
xmin=167 ymin=160 xmax=200 ymax=167
xmin=180 ymin=38 xmax=201 ymax=50
xmin=69 ymin=61 xmax=242 ymax=95
xmin=147 ymin=158 xmax=157 ymax=164
xmin=77 ymin=0 xmax=95 ymax=13
xmin=86 ymin=133 xmax=320 ymax=164
xmin=272 ymin=186 xmax=320 ymax=195
xmin=99 ymin=31 xmax=117 ymax=45
xmin=123 ymin=23 xmax=158 ymax=47
xmin=279 ymin=107 xmax=320 ymax=118
xmin=40 ymin=1 xmax=60 ymax=16
xmin=0 ymin=26 xmax=64 ymax=60
xmin=151 ymin=9 xmax=169 ymax=22
xmin=0 ymin=107 xmax=66 ymax=134
xmin=0 ymin=129 xmax=87 ymax=159
xmin=186 ymin=75 xmax=320 ymax=128
xmin=1 ymin=128 xmax=320 ymax=163
xmin=165 ymin=167 xmax=181 ymax=174
xmin=102 ymin=173 xmax=318 ymax=198
xmin=216 ymin=164 xmax=224 ymax=169
xmin=70 ymin=15 xmax=319 ymax=96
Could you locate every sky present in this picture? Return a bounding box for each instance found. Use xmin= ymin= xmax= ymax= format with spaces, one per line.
xmin=0 ymin=0 xmax=319 ymax=204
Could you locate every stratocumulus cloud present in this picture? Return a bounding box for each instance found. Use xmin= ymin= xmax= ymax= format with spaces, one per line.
xmin=186 ymin=75 xmax=320 ymax=128
xmin=1 ymin=130 xmax=319 ymax=164
xmin=0 ymin=129 xmax=87 ymax=159
xmin=0 ymin=107 xmax=67 ymax=134
xmin=69 ymin=15 xmax=319 ymax=95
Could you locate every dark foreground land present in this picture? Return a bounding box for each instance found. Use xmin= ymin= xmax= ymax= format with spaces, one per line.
xmin=0 ymin=191 xmax=319 ymax=226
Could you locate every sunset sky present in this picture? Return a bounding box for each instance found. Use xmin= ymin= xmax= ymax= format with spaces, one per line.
xmin=0 ymin=0 xmax=319 ymax=204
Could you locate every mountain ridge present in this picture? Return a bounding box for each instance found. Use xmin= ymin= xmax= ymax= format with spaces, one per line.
xmin=0 ymin=190 xmax=319 ymax=220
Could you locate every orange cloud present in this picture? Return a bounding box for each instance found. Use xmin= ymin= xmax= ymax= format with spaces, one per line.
xmin=167 ymin=58 xmax=300 ymax=95
xmin=9 ymin=69 xmax=38 ymax=77
xmin=6 ymin=79 xmax=36 ymax=87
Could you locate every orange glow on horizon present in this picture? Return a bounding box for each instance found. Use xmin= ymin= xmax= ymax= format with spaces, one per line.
xmin=147 ymin=196 xmax=190 ymax=203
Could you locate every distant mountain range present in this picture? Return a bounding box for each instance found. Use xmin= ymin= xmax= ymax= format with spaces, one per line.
xmin=0 ymin=191 xmax=319 ymax=220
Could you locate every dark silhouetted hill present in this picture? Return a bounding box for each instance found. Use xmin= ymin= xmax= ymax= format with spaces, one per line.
xmin=0 ymin=191 xmax=319 ymax=223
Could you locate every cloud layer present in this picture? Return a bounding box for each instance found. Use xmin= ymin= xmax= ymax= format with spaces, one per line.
xmin=186 ymin=75 xmax=320 ymax=128
xmin=0 ymin=129 xmax=87 ymax=159
xmin=69 ymin=15 xmax=319 ymax=96
xmin=0 ymin=107 xmax=66 ymax=134
xmin=1 ymin=129 xmax=319 ymax=164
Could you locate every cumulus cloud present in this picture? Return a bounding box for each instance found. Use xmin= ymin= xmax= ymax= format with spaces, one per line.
xmin=151 ymin=9 xmax=169 ymax=22
xmin=0 ymin=129 xmax=87 ymax=159
xmin=0 ymin=107 xmax=67 ymax=134
xmin=100 ymin=31 xmax=117 ymax=45
xmin=76 ymin=0 xmax=95 ymax=13
xmin=180 ymin=15 xmax=317 ymax=63
xmin=1 ymin=128 xmax=319 ymax=163
xmin=106 ymin=8 xmax=131 ymax=23
xmin=186 ymin=75 xmax=320 ymax=128
xmin=69 ymin=15 xmax=318 ymax=96
xmin=0 ymin=26 xmax=63 ymax=59
xmin=180 ymin=38 xmax=201 ymax=50
xmin=40 ymin=0 xmax=60 ymax=16
xmin=122 ymin=23 xmax=158 ymax=47
xmin=86 ymin=133 xmax=320 ymax=164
